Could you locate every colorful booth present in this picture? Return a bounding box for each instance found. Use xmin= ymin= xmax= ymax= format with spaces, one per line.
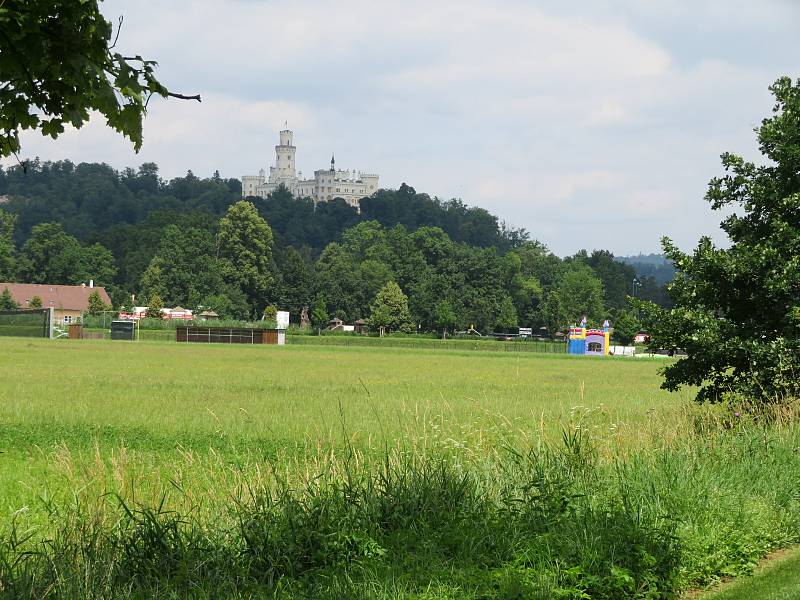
xmin=567 ymin=322 xmax=610 ymax=356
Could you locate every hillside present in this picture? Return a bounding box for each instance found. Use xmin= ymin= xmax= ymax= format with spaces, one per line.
xmin=0 ymin=160 xmax=671 ymax=330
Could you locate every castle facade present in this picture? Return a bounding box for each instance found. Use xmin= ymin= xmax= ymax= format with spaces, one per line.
xmin=241 ymin=128 xmax=379 ymax=208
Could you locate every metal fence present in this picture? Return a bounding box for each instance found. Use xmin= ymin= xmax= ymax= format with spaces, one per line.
xmin=0 ymin=308 xmax=52 ymax=338
xmin=287 ymin=334 xmax=566 ymax=354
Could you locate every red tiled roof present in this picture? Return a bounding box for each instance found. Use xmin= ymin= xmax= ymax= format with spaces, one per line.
xmin=0 ymin=282 xmax=112 ymax=311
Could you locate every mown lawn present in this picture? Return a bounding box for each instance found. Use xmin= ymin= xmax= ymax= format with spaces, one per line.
xmin=696 ymin=547 xmax=800 ymax=600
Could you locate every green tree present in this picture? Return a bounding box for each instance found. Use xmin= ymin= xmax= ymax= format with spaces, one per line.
xmin=16 ymin=222 xmax=116 ymax=285
xmin=146 ymin=292 xmax=164 ymax=319
xmin=274 ymin=246 xmax=312 ymax=319
xmin=583 ymin=250 xmax=637 ymax=310
xmin=139 ymin=259 xmax=167 ymax=304
xmin=310 ymin=293 xmax=328 ymax=332
xmin=313 ymin=242 xmax=360 ymax=320
xmin=87 ymin=290 xmax=111 ymax=315
xmin=141 ymin=225 xmax=223 ymax=307
xmin=552 ymin=264 xmax=606 ymax=326
xmin=197 ymin=289 xmax=249 ymax=321
xmin=0 ymin=287 xmax=18 ymax=309
xmin=540 ymin=289 xmax=567 ymax=338
xmin=434 ymin=300 xmax=457 ymax=338
xmin=0 ymin=1 xmax=199 ymax=158
xmin=16 ymin=222 xmax=80 ymax=283
xmin=217 ymin=201 xmax=274 ymax=315
xmin=29 ymin=295 xmax=42 ymax=309
xmin=637 ymin=77 xmax=800 ymax=404
xmin=262 ymin=304 xmax=278 ymax=325
xmin=612 ymin=311 xmax=639 ymax=346
xmin=495 ymin=295 xmax=518 ymax=331
xmin=368 ymin=281 xmax=414 ymax=334
xmin=0 ymin=208 xmax=16 ymax=280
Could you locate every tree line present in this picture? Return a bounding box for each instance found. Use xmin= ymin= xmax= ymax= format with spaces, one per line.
xmin=0 ymin=161 xmax=670 ymax=339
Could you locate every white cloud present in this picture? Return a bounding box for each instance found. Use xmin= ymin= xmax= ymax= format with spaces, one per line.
xmin=6 ymin=0 xmax=799 ymax=255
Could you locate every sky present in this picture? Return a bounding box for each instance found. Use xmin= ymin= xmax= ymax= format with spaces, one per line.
xmin=7 ymin=0 xmax=800 ymax=256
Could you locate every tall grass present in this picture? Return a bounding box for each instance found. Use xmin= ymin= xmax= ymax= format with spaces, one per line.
xmin=3 ymin=404 xmax=800 ymax=599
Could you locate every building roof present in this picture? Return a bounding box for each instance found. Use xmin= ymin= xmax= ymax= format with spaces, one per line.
xmin=0 ymin=282 xmax=112 ymax=311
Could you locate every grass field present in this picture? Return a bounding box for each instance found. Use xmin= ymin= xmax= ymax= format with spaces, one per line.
xmin=1 ymin=337 xmax=799 ymax=598
xmin=697 ymin=547 xmax=800 ymax=600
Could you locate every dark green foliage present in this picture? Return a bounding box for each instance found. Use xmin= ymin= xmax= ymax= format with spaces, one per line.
xmin=86 ymin=290 xmax=110 ymax=315
xmin=0 ymin=1 xmax=197 ymax=157
xmin=613 ymin=311 xmax=640 ymax=345
xmin=638 ymin=77 xmax=800 ymax=403
xmin=273 ymin=246 xmax=312 ymax=320
xmin=0 ymin=159 xmax=671 ymax=333
xmin=146 ymin=292 xmax=164 ymax=319
xmin=16 ymin=222 xmax=117 ymax=286
xmin=310 ymin=293 xmax=329 ymax=331
xmin=140 ymin=224 xmax=225 ymax=308
xmin=495 ymin=295 xmax=518 ymax=331
xmin=217 ymin=201 xmax=274 ymax=316
xmin=0 ymin=208 xmax=15 ymax=279
xmin=368 ymin=281 xmax=414 ymax=333
xmin=0 ymin=287 xmax=18 ymax=309
xmin=617 ymin=254 xmax=676 ymax=286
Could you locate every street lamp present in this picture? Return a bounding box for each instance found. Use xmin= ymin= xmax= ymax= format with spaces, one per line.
xmin=631 ymin=278 xmax=641 ymax=298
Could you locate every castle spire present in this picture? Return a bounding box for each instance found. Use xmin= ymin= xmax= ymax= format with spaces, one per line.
xmin=330 ymin=154 xmax=335 ymax=172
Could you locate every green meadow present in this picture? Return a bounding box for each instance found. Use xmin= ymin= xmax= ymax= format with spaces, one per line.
xmin=1 ymin=337 xmax=799 ymax=598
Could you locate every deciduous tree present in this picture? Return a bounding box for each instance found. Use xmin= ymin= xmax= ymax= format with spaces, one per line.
xmin=368 ymin=281 xmax=414 ymax=334
xmin=310 ymin=293 xmax=328 ymax=331
xmin=146 ymin=292 xmax=164 ymax=319
xmin=217 ymin=201 xmax=274 ymax=315
xmin=0 ymin=209 xmax=16 ymax=279
xmin=637 ymin=77 xmax=800 ymax=403
xmin=0 ymin=0 xmax=199 ymax=158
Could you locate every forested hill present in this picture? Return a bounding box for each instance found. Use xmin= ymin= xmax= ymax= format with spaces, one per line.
xmin=617 ymin=254 xmax=676 ymax=286
xmin=0 ymin=159 xmax=670 ymax=333
xmin=0 ymin=160 xmax=525 ymax=253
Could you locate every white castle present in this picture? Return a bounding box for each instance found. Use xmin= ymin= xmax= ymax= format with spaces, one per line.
xmin=241 ymin=127 xmax=379 ymax=208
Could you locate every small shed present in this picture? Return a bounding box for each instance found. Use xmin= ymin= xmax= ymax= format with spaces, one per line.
xmin=199 ymin=310 xmax=219 ymax=320
xmin=353 ymin=319 xmax=368 ymax=334
xmin=328 ymin=317 xmax=344 ymax=331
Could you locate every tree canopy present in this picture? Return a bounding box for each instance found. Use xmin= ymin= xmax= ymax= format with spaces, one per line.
xmin=638 ymin=76 xmax=800 ymax=403
xmin=0 ymin=0 xmax=199 ymax=158
xmin=0 ymin=158 xmax=672 ymax=329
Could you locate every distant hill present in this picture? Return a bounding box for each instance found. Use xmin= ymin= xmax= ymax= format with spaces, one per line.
xmin=616 ymin=254 xmax=676 ymax=286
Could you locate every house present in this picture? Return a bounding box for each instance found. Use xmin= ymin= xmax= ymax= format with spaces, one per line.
xmin=0 ymin=282 xmax=112 ymax=324
xmin=633 ymin=331 xmax=651 ymax=344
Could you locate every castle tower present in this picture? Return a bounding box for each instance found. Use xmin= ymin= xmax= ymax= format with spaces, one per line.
xmin=274 ymin=125 xmax=296 ymax=181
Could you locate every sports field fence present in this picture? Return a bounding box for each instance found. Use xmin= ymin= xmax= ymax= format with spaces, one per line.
xmin=0 ymin=308 xmax=54 ymax=338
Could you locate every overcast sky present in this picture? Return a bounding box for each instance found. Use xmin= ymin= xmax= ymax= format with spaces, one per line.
xmin=8 ymin=0 xmax=800 ymax=256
